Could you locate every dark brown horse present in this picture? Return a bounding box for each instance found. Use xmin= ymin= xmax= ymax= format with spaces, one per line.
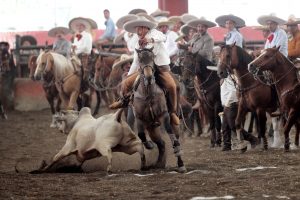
xmin=182 ymin=52 xmax=222 ymax=147
xmin=217 ymin=44 xmax=280 ymax=150
xmin=133 ymin=47 xmax=186 ymax=172
xmin=0 ymin=48 xmax=11 ymax=119
xmin=248 ymin=47 xmax=300 ymax=151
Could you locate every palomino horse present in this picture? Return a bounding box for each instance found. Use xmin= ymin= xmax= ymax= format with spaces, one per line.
xmin=217 ymin=44 xmax=280 ymax=150
xmin=132 ymin=47 xmax=186 ymax=172
xmin=182 ymin=52 xmax=222 ymax=147
xmin=248 ymin=47 xmax=300 ymax=151
xmin=34 ymin=51 xmax=82 ymax=110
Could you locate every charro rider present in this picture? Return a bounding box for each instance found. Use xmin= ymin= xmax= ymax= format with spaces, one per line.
xmin=69 ymin=17 xmax=93 ymax=85
xmin=285 ymin=16 xmax=300 ymax=60
xmin=109 ymin=16 xmax=180 ymax=125
xmin=48 ymin=26 xmax=71 ymax=57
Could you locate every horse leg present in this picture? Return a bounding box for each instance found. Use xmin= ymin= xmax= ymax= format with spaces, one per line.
xmin=68 ymin=91 xmax=80 ymax=110
xmin=194 ymin=110 xmax=203 ymax=136
xmin=283 ymin=109 xmax=297 ymax=152
xmin=215 ymin=104 xmax=222 ymax=146
xmin=0 ymin=100 xmax=7 ymax=120
xmin=208 ymin=112 xmax=217 ymax=148
xmin=294 ymin=122 xmax=300 ymax=147
xmin=163 ymin=113 xmax=186 ymax=173
xmin=93 ymin=90 xmax=101 ymax=116
xmin=147 ymin=127 xmax=166 ymax=169
xmin=234 ymin=102 xmax=248 ymax=152
xmin=127 ymin=106 xmax=135 ymax=130
xmin=136 ymin=119 xmax=154 ymax=150
xmin=270 ymin=116 xmax=283 ymax=148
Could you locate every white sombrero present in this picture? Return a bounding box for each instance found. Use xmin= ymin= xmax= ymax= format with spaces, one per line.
xmin=285 ymin=15 xmax=300 ymax=26
xmin=86 ymin=18 xmax=98 ymax=29
xmin=188 ymin=17 xmax=216 ymax=28
xmin=124 ymin=16 xmax=157 ymax=33
xmin=136 ymin=13 xmax=156 ymax=22
xmin=113 ymin=30 xmax=126 ymax=44
xmin=116 ymin=14 xmax=139 ymax=29
xmin=168 ymin=16 xmax=183 ymax=23
xmin=181 ymin=13 xmax=198 ymax=24
xmin=112 ymin=54 xmax=134 ymax=68
xmin=257 ymin=14 xmax=286 ymax=26
xmin=206 ymin=66 xmax=218 ymax=71
xmin=128 ymin=8 xmax=147 ymax=15
xmin=253 ymin=26 xmax=269 ymax=31
xmin=69 ymin=17 xmax=92 ymax=32
xmin=150 ymin=8 xmax=170 ymax=18
xmin=180 ymin=24 xmax=196 ymax=35
xmin=48 ymin=27 xmax=70 ymax=37
xmin=215 ymin=14 xmax=245 ymax=28
xmin=157 ymin=17 xmax=174 ymax=27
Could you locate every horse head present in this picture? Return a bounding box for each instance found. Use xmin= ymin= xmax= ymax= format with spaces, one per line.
xmin=248 ymin=46 xmax=281 ymax=74
xmin=136 ymin=47 xmax=155 ymax=85
xmin=181 ymin=51 xmax=197 ymax=85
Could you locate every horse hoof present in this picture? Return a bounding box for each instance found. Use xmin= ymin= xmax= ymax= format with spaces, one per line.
xmin=177 ymin=166 xmax=187 ymax=173
xmin=143 ymin=141 xmax=155 ymax=150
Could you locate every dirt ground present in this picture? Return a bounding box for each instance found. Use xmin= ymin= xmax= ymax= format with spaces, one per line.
xmin=0 ymin=108 xmax=300 ymax=200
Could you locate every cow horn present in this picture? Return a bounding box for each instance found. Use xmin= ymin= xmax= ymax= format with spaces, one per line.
xmin=115 ymin=109 xmax=124 ymax=123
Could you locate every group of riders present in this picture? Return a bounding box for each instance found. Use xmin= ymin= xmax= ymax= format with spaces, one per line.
xmin=2 ymin=8 xmax=300 ymax=152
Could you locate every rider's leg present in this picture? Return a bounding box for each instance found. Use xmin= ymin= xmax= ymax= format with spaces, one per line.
xmin=157 ymin=68 xmax=180 ymax=125
xmin=109 ymin=72 xmax=139 ymax=109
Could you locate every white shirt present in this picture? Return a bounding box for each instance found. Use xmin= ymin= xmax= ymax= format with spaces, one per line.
xmin=264 ymin=27 xmax=288 ymax=57
xmin=128 ymin=29 xmax=170 ymax=76
xmin=165 ymin=30 xmax=179 ymax=57
xmin=124 ymin=32 xmax=139 ymax=54
xmin=225 ymin=28 xmax=243 ymax=48
xmin=73 ymin=31 xmax=93 ymax=55
xmin=220 ymin=77 xmax=238 ymax=107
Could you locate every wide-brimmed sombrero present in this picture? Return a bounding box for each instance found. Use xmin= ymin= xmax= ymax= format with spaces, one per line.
xmin=215 ymin=14 xmax=245 ymax=28
xmin=20 ymin=35 xmax=37 ymax=46
xmin=285 ymin=15 xmax=300 ymax=26
xmin=157 ymin=17 xmax=174 ymax=27
xmin=136 ymin=13 xmax=156 ymax=22
xmin=168 ymin=16 xmax=183 ymax=24
xmin=116 ymin=14 xmax=139 ymax=29
xmin=128 ymin=8 xmax=147 ymax=15
xmin=124 ymin=16 xmax=157 ymax=33
xmin=48 ymin=27 xmax=70 ymax=37
xmin=181 ymin=13 xmax=198 ymax=24
xmin=188 ymin=17 xmax=216 ymax=28
xmin=86 ymin=18 xmax=98 ymax=29
xmin=253 ymin=26 xmax=269 ymax=31
xmin=69 ymin=17 xmax=92 ymax=32
xmin=257 ymin=14 xmax=286 ymax=26
xmin=112 ymin=54 xmax=134 ymax=68
xmin=180 ymin=24 xmax=196 ymax=35
xmin=150 ymin=8 xmax=170 ymax=18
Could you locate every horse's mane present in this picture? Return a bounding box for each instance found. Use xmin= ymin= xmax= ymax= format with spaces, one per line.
xmin=195 ymin=54 xmax=215 ymax=68
xmin=51 ymin=52 xmax=76 ymax=77
xmin=234 ymin=45 xmax=253 ymax=66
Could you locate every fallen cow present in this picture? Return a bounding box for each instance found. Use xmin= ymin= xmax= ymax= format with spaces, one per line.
xmin=31 ymin=107 xmax=146 ymax=173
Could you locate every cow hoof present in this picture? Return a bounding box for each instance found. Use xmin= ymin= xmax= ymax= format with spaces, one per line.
xmin=240 ymin=146 xmax=247 ymax=153
xmin=177 ymin=166 xmax=187 ymax=173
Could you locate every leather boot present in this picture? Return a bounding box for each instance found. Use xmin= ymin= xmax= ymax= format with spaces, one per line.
xmin=109 ymin=96 xmax=130 ymax=109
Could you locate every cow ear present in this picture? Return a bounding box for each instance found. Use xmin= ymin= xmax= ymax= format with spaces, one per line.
xmin=276 ymin=46 xmax=281 ymax=51
xmin=115 ymin=109 xmax=124 ymax=123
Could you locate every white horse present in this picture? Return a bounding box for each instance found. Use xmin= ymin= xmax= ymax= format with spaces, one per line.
xmin=34 ymin=50 xmax=82 ymax=110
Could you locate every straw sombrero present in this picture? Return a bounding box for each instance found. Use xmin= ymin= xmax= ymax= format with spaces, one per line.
xmin=69 ymin=17 xmax=92 ymax=32
xmin=157 ymin=17 xmax=174 ymax=27
xmin=257 ymin=14 xmax=286 ymax=26
xmin=253 ymin=26 xmax=269 ymax=31
xmin=215 ymin=14 xmax=245 ymax=28
xmin=180 ymin=24 xmax=196 ymax=35
xmin=86 ymin=18 xmax=98 ymax=29
xmin=116 ymin=14 xmax=139 ymax=29
xmin=112 ymin=54 xmax=133 ymax=68
xmin=168 ymin=16 xmax=182 ymax=23
xmin=136 ymin=13 xmax=156 ymax=22
xmin=150 ymin=8 xmax=170 ymax=18
xmin=187 ymin=17 xmax=216 ymax=28
xmin=124 ymin=16 xmax=157 ymax=33
xmin=181 ymin=13 xmax=198 ymax=24
xmin=128 ymin=8 xmax=147 ymax=15
xmin=48 ymin=27 xmax=70 ymax=37
xmin=285 ymin=15 xmax=300 ymax=26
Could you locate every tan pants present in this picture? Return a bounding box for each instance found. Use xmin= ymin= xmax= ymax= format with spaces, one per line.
xmin=121 ymin=68 xmax=178 ymax=113
xmin=78 ymin=53 xmax=89 ymax=80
